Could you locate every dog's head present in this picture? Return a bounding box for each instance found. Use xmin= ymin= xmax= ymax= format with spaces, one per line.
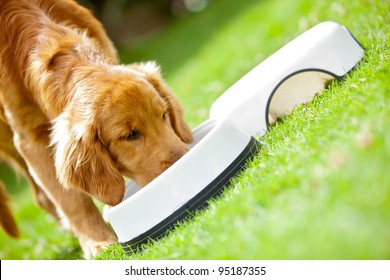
xmin=51 ymin=62 xmax=193 ymax=206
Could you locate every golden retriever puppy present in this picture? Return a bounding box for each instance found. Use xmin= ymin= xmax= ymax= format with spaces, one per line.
xmin=0 ymin=0 xmax=193 ymax=258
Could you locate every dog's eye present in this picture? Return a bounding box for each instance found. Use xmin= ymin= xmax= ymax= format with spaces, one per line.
xmin=121 ymin=130 xmax=140 ymax=141
xmin=162 ymin=112 xmax=167 ymax=121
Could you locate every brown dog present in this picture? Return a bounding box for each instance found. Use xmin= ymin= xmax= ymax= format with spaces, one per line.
xmin=0 ymin=0 xmax=193 ymax=258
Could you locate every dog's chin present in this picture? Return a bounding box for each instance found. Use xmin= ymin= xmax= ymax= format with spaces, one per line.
xmin=130 ymin=170 xmax=167 ymax=187
xmin=121 ymin=173 xmax=152 ymax=188
xmin=119 ymin=167 xmax=165 ymax=187
xmin=135 ymin=176 xmax=157 ymax=188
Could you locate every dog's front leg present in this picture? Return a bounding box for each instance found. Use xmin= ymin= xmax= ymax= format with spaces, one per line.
xmin=13 ymin=127 xmax=117 ymax=259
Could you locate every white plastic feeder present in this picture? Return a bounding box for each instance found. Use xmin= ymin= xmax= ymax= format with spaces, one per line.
xmin=104 ymin=22 xmax=364 ymax=252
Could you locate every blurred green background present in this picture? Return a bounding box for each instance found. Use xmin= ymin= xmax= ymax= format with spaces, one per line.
xmin=1 ymin=0 xmax=389 ymax=259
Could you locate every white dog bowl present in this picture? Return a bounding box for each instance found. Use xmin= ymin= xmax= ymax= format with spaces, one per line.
xmin=104 ymin=21 xmax=364 ymax=252
xmin=105 ymin=119 xmax=258 ymax=251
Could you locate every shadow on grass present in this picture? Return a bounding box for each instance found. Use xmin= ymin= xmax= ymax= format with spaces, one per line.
xmin=53 ymin=242 xmax=83 ymax=260
xmin=0 ymin=162 xmax=27 ymax=196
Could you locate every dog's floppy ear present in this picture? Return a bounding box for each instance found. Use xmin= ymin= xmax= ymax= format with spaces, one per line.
xmin=129 ymin=61 xmax=193 ymax=144
xmin=51 ymin=112 xmax=124 ymax=206
xmin=159 ymin=83 xmax=194 ymax=144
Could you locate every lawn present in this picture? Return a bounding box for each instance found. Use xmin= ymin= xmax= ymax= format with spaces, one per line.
xmin=0 ymin=0 xmax=389 ymax=259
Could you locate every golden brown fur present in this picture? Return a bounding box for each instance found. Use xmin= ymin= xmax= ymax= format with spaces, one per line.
xmin=0 ymin=0 xmax=193 ymax=258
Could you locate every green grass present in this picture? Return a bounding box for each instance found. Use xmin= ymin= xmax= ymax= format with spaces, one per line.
xmin=1 ymin=0 xmax=389 ymax=259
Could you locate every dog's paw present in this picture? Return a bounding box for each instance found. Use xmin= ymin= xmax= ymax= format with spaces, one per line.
xmin=80 ymin=237 xmax=117 ymax=259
